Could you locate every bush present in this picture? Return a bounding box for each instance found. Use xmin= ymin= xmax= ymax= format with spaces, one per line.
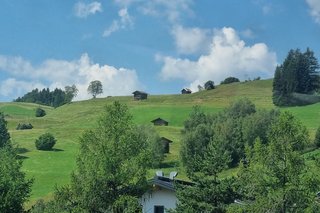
xmin=221 ymin=76 xmax=240 ymax=84
xmin=35 ymin=133 xmax=56 ymax=150
xmin=16 ymin=123 xmax=33 ymax=130
xmin=35 ymin=107 xmax=46 ymax=117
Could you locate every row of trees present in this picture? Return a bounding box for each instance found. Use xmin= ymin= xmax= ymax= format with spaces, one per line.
xmin=14 ymin=80 xmax=104 ymax=107
xmin=14 ymin=85 xmax=78 ymax=108
xmin=273 ymin=48 xmax=320 ymax=106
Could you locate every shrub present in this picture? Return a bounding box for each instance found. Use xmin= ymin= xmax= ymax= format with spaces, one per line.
xmin=221 ymin=76 xmax=240 ymax=84
xmin=35 ymin=107 xmax=46 ymax=117
xmin=35 ymin=133 xmax=56 ymax=150
xmin=16 ymin=123 xmax=33 ymax=130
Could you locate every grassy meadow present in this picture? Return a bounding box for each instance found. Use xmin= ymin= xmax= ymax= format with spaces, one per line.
xmin=0 ymin=79 xmax=319 ymax=207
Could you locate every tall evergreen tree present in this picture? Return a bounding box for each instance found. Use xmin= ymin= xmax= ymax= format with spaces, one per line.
xmin=272 ymin=48 xmax=320 ymax=106
xmin=0 ymin=112 xmax=10 ymax=148
xmin=235 ymin=112 xmax=319 ymax=212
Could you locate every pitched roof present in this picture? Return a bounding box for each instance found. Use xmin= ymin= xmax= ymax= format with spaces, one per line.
xmin=151 ymin=117 xmax=168 ymax=123
xmin=160 ymin=137 xmax=173 ymax=143
xmin=149 ymin=175 xmax=193 ymax=191
xmin=181 ymin=88 xmax=192 ymax=92
xmin=132 ymin=90 xmax=148 ymax=95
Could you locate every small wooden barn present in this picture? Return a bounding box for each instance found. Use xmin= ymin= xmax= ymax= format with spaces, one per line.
xmin=181 ymin=88 xmax=192 ymax=94
xmin=151 ymin=118 xmax=169 ymax=126
xmin=160 ymin=137 xmax=173 ymax=153
xmin=132 ymin=91 xmax=148 ymax=100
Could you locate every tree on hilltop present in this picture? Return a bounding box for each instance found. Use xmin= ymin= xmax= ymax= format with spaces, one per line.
xmin=87 ymin=80 xmax=103 ymax=98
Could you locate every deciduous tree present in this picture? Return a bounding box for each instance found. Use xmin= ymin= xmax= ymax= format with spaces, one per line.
xmin=87 ymin=80 xmax=103 ymax=98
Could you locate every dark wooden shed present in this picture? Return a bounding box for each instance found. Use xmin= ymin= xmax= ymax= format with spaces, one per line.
xmin=181 ymin=88 xmax=192 ymax=94
xmin=151 ymin=118 xmax=169 ymax=126
xmin=160 ymin=137 xmax=173 ymax=153
xmin=132 ymin=91 xmax=148 ymax=100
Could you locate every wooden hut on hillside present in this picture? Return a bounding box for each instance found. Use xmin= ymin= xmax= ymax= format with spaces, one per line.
xmin=181 ymin=88 xmax=192 ymax=94
xmin=160 ymin=137 xmax=173 ymax=153
xmin=132 ymin=91 xmax=148 ymax=100
xmin=151 ymin=118 xmax=169 ymax=126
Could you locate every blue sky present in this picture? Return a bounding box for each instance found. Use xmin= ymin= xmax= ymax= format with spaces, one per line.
xmin=0 ymin=0 xmax=320 ymax=101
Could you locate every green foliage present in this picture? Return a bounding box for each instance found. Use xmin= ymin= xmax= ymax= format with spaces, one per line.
xmin=135 ymin=125 xmax=165 ymax=168
xmin=273 ymin=48 xmax=320 ymax=106
xmin=181 ymin=98 xmax=274 ymax=172
xmin=64 ymin=84 xmax=78 ymax=103
xmin=0 ymin=112 xmax=10 ymax=148
xmin=225 ymin=98 xmax=256 ymax=119
xmin=315 ymin=127 xmax=320 ymax=148
xmin=35 ymin=107 xmax=46 ymax=117
xmin=221 ymin=76 xmax=240 ymax=84
xmin=15 ymin=86 xmax=77 ymax=107
xmin=236 ymin=112 xmax=319 ymax=212
xmin=35 ymin=133 xmax=56 ymax=150
xmin=16 ymin=123 xmax=33 ymax=130
xmin=87 ymin=80 xmax=103 ymax=98
xmin=204 ymin=80 xmax=215 ymax=90
xmin=242 ymin=109 xmax=280 ymax=146
xmin=0 ymin=146 xmax=33 ymax=213
xmin=53 ymin=101 xmax=155 ymax=212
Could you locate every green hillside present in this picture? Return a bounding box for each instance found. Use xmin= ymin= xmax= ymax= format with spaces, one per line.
xmin=0 ymin=79 xmax=319 ymax=206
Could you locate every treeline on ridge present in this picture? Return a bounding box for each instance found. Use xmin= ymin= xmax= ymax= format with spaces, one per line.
xmin=14 ymin=85 xmax=78 ymax=108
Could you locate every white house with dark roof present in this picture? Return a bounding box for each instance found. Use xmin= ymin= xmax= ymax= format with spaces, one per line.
xmin=140 ymin=171 xmax=192 ymax=213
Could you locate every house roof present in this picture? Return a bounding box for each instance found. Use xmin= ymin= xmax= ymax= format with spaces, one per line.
xmin=151 ymin=117 xmax=168 ymax=123
xmin=160 ymin=137 xmax=173 ymax=143
xmin=132 ymin=90 xmax=148 ymax=95
xmin=181 ymin=88 xmax=192 ymax=92
xmin=149 ymin=175 xmax=193 ymax=191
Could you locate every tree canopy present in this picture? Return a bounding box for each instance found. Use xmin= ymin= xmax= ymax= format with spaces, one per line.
xmin=0 ymin=112 xmax=33 ymax=213
xmin=204 ymin=80 xmax=215 ymax=90
xmin=234 ymin=112 xmax=319 ymax=212
xmin=221 ymin=77 xmax=240 ymax=85
xmin=43 ymin=101 xmax=162 ymax=212
xmin=273 ymin=48 xmax=320 ymax=106
xmin=0 ymin=112 xmax=10 ymax=148
xmin=15 ymin=85 xmax=78 ymax=107
xmin=87 ymin=80 xmax=103 ymax=98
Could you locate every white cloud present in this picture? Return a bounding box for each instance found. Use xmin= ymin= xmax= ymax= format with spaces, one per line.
xmin=74 ymin=1 xmax=102 ymax=18
xmin=158 ymin=27 xmax=277 ymax=91
xmin=240 ymin=29 xmax=255 ymax=39
xmin=171 ymin=25 xmax=211 ymax=55
xmin=140 ymin=0 xmax=194 ymax=24
xmin=306 ymin=0 xmax=320 ymax=24
xmin=0 ymin=54 xmax=142 ymax=101
xmin=103 ymin=8 xmax=133 ymax=37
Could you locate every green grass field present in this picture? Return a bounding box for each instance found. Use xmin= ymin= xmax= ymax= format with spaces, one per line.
xmin=0 ymin=79 xmax=319 ymax=207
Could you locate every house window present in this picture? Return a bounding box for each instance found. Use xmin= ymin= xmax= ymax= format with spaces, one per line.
xmin=154 ymin=205 xmax=164 ymax=213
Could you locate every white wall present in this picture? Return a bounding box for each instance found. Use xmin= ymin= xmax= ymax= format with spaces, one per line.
xmin=141 ymin=188 xmax=177 ymax=213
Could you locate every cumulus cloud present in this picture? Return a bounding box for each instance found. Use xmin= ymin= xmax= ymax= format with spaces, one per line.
xmin=171 ymin=25 xmax=211 ymax=55
xmin=74 ymin=1 xmax=102 ymax=18
xmin=306 ymin=0 xmax=320 ymax=24
xmin=0 ymin=54 xmax=142 ymax=101
xmin=103 ymin=8 xmax=133 ymax=37
xmin=158 ymin=27 xmax=277 ymax=91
